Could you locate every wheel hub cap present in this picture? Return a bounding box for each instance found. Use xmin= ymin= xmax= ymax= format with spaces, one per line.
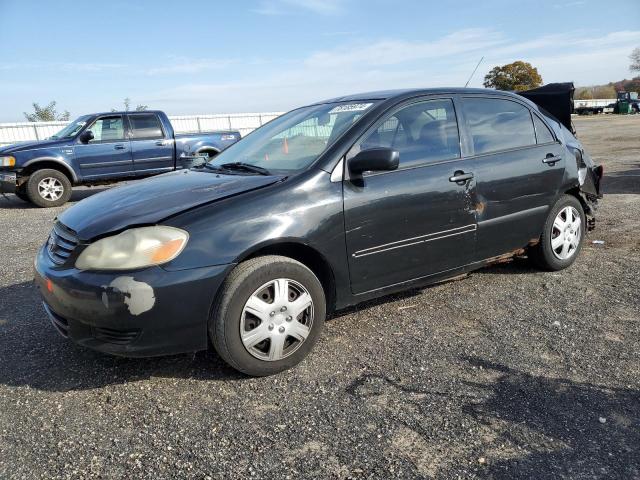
xmin=551 ymin=206 xmax=581 ymax=260
xmin=37 ymin=177 xmax=64 ymax=201
xmin=240 ymin=278 xmax=314 ymax=361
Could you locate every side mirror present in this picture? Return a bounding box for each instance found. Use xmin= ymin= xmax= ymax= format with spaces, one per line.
xmin=79 ymin=130 xmax=94 ymax=144
xmin=348 ymin=147 xmax=399 ymax=174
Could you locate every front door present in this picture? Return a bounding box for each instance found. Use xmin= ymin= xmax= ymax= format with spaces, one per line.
xmin=75 ymin=115 xmax=133 ymax=179
xmin=459 ymin=96 xmax=567 ymax=260
xmin=127 ymin=113 xmax=175 ymax=175
xmin=343 ymin=97 xmax=478 ymax=294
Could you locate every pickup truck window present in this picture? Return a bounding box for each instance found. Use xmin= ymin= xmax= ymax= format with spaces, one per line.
xmin=129 ymin=114 xmax=164 ymax=140
xmin=208 ymin=101 xmax=380 ymax=174
xmin=50 ymin=115 xmax=91 ymax=139
xmin=87 ymin=116 xmax=125 ymax=143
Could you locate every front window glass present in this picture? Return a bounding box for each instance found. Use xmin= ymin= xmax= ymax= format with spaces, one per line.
xmin=352 ymin=98 xmax=460 ymax=168
xmin=208 ymin=101 xmax=379 ymax=173
xmin=50 ymin=115 xmax=91 ymax=139
xmin=87 ymin=116 xmax=125 ymax=142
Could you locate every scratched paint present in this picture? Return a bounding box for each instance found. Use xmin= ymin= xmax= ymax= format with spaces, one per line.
xmin=105 ymin=277 xmax=156 ymax=316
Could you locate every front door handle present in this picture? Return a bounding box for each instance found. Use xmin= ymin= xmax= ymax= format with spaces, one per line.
xmin=543 ymin=154 xmax=562 ymax=164
xmin=155 ymin=140 xmax=166 ymax=146
xmin=114 ymin=144 xmax=125 ymax=150
xmin=449 ymin=171 xmax=474 ymax=184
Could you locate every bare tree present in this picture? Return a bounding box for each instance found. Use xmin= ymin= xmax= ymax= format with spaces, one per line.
xmin=630 ymin=47 xmax=640 ymax=72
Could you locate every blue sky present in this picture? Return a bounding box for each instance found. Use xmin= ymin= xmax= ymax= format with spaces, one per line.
xmin=0 ymin=0 xmax=639 ymax=122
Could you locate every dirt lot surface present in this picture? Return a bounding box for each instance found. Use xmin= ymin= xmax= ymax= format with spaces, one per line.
xmin=0 ymin=115 xmax=638 ymax=479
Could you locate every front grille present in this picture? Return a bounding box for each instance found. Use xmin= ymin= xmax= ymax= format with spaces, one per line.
xmin=42 ymin=302 xmax=69 ymax=338
xmin=93 ymin=327 xmax=141 ymax=345
xmin=47 ymin=222 xmax=79 ymax=266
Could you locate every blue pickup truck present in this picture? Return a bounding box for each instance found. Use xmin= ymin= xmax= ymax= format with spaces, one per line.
xmin=0 ymin=110 xmax=240 ymax=207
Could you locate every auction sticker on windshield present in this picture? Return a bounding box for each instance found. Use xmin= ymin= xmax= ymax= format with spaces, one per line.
xmin=329 ymin=103 xmax=373 ymax=113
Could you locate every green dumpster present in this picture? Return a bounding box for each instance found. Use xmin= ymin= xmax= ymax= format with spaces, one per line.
xmin=618 ymin=101 xmax=631 ymax=114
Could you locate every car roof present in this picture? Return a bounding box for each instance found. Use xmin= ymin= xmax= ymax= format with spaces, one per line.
xmin=89 ymin=110 xmax=165 ymax=117
xmin=315 ymin=88 xmax=523 ymax=104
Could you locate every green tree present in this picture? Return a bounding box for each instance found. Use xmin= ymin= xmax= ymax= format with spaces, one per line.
xmin=483 ymin=61 xmax=543 ymax=91
xmin=23 ymin=101 xmax=70 ymax=122
xmin=630 ymin=47 xmax=640 ymax=72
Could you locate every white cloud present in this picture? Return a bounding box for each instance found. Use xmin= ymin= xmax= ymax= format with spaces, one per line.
xmin=253 ymin=0 xmax=346 ymax=16
xmin=145 ymin=57 xmax=236 ymax=75
xmin=141 ymin=28 xmax=640 ymax=114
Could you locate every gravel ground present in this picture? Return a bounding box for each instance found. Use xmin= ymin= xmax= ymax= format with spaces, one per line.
xmin=0 ymin=115 xmax=638 ymax=479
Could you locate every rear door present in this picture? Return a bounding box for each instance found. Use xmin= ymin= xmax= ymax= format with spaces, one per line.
xmin=127 ymin=113 xmax=175 ymax=175
xmin=74 ymin=115 xmax=133 ymax=178
xmin=460 ymin=96 xmax=566 ymax=260
xmin=343 ymin=97 xmax=478 ymax=294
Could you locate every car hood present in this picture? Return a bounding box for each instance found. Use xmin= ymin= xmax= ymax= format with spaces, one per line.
xmin=58 ymin=169 xmax=284 ymax=240
xmin=0 ymin=138 xmax=69 ymax=153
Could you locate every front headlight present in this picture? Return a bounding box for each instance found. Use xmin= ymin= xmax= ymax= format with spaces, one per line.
xmin=75 ymin=226 xmax=188 ymax=271
xmin=0 ymin=156 xmax=16 ymax=167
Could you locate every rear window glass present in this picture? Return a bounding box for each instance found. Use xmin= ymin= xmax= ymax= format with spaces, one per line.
xmin=463 ymin=98 xmax=536 ymax=155
xmin=533 ymin=114 xmax=555 ymax=144
xmin=129 ymin=114 xmax=164 ymax=140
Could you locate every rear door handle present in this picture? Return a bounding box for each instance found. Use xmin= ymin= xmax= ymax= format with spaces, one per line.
xmin=543 ymin=154 xmax=562 ymax=164
xmin=449 ymin=171 xmax=474 ymax=183
xmin=114 ymin=144 xmax=125 ymax=150
xmin=155 ymin=140 xmax=167 ymax=146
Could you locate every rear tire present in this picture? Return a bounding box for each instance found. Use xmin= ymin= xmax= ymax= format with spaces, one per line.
xmin=26 ymin=169 xmax=72 ymax=208
xmin=210 ymin=255 xmax=326 ymax=376
xmin=529 ymin=195 xmax=586 ymax=271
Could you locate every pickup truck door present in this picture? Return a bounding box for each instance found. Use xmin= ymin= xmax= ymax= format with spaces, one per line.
xmin=127 ymin=113 xmax=175 ymax=175
xmin=75 ymin=115 xmax=133 ymax=178
xmin=343 ymin=97 xmax=478 ymax=294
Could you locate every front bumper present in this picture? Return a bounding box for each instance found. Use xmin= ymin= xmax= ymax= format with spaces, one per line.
xmin=34 ymin=245 xmax=232 ymax=357
xmin=0 ymin=171 xmax=16 ymax=194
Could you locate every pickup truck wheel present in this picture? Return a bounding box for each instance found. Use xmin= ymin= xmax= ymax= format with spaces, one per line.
xmin=529 ymin=195 xmax=586 ymax=271
xmin=26 ymin=169 xmax=72 ymax=208
xmin=210 ymin=255 xmax=326 ymax=376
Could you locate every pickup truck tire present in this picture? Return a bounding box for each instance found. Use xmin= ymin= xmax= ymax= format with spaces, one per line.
xmin=210 ymin=255 xmax=326 ymax=376
xmin=26 ymin=169 xmax=73 ymax=208
xmin=529 ymin=195 xmax=586 ymax=271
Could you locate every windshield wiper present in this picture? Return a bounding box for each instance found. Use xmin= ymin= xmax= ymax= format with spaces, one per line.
xmin=219 ymin=162 xmax=271 ymax=176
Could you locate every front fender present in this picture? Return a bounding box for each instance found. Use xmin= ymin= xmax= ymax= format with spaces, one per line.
xmin=18 ymin=147 xmax=78 ymax=182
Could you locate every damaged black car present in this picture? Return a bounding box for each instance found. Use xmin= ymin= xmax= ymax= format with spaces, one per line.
xmin=34 ymin=87 xmax=602 ymax=376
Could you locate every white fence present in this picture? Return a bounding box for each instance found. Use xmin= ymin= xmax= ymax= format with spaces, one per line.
xmin=0 ymin=112 xmax=285 ymax=146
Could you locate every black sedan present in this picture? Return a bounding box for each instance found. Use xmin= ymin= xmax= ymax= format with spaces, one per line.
xmin=34 ymin=88 xmax=602 ymax=376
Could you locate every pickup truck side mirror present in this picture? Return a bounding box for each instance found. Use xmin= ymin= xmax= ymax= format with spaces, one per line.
xmin=79 ymin=130 xmax=94 ymax=144
xmin=349 ymin=147 xmax=400 ymax=174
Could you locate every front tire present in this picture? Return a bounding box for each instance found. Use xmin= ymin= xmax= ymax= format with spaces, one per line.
xmin=529 ymin=194 xmax=586 ymax=271
xmin=26 ymin=169 xmax=72 ymax=208
xmin=210 ymin=255 xmax=326 ymax=376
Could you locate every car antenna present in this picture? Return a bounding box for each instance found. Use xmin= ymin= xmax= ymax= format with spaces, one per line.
xmin=464 ymin=56 xmax=484 ymax=88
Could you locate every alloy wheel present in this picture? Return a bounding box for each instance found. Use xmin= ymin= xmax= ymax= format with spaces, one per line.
xmin=37 ymin=177 xmax=64 ymax=202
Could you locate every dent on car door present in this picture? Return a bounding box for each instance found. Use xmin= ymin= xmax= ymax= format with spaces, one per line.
xmin=342 ymin=97 xmax=478 ymax=295
xmin=461 ymin=97 xmax=566 ymax=260
xmin=74 ymin=115 xmax=133 ymax=178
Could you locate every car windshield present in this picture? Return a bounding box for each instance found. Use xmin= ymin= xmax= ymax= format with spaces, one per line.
xmin=207 ymin=101 xmax=379 ymax=174
xmin=50 ymin=115 xmax=91 ymax=139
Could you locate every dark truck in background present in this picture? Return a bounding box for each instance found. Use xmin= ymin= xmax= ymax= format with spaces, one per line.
xmin=0 ymin=111 xmax=240 ymax=207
